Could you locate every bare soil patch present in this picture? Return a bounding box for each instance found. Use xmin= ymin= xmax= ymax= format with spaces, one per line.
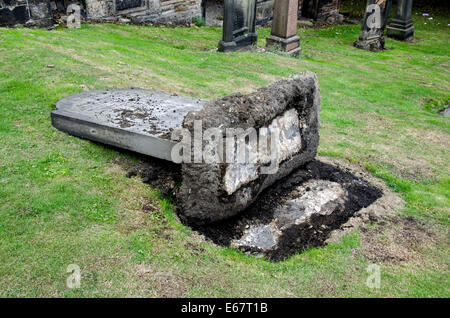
xmin=117 ymin=155 xmax=409 ymax=260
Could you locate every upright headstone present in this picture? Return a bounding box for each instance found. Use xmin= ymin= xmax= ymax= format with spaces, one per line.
xmin=387 ymin=0 xmax=414 ymax=41
xmin=218 ymin=0 xmax=258 ymax=52
xmin=266 ymin=0 xmax=301 ymax=56
xmin=354 ymin=0 xmax=392 ymax=51
xmin=67 ymin=4 xmax=81 ymax=29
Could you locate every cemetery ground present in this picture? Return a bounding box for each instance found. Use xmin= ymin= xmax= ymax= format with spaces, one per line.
xmin=0 ymin=10 xmax=449 ymax=297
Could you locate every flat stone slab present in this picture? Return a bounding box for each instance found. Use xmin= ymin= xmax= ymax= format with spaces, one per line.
xmin=51 ymin=88 xmax=206 ymax=161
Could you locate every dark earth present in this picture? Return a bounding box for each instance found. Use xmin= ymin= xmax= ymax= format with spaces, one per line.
xmin=122 ymin=156 xmax=383 ymax=260
xmin=190 ymin=160 xmax=383 ymax=260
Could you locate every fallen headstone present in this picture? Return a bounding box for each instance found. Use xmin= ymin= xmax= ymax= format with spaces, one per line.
xmin=51 ymin=88 xmax=206 ymax=161
xmin=178 ymin=72 xmax=320 ymax=223
xmin=52 ymin=72 xmax=320 ymax=225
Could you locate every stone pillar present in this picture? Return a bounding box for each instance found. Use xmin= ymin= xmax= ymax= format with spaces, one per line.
xmin=387 ymin=0 xmax=414 ymax=41
xmin=354 ymin=0 xmax=392 ymax=52
xmin=266 ymin=0 xmax=301 ymax=56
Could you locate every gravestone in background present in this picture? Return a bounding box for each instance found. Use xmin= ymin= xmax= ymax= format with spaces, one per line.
xmin=354 ymin=0 xmax=392 ymax=51
xmin=387 ymin=0 xmax=414 ymax=41
xmin=266 ymin=0 xmax=301 ymax=56
xmin=218 ymin=0 xmax=258 ymax=52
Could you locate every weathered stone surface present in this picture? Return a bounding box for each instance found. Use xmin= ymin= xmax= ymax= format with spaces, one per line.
xmin=266 ymin=0 xmax=301 ymax=56
xmin=0 ymin=5 xmax=29 ymax=26
xmin=299 ymin=0 xmax=343 ymax=24
xmin=204 ymin=0 xmax=273 ymax=27
xmin=178 ymin=72 xmax=320 ymax=224
xmin=0 ymin=0 xmax=52 ymax=27
xmin=354 ymin=0 xmax=392 ymax=52
xmin=438 ymin=106 xmax=450 ymax=117
xmin=255 ymin=0 xmax=274 ymax=25
xmin=51 ymin=88 xmax=205 ymax=161
xmin=222 ymin=108 xmax=302 ymax=195
xmin=232 ymin=180 xmax=347 ymax=254
xmin=84 ymin=0 xmax=202 ymax=25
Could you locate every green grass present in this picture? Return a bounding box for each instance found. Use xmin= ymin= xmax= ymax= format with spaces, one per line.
xmin=0 ymin=9 xmax=448 ymax=297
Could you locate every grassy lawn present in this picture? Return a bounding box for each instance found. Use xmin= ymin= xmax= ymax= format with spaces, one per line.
xmin=0 ymin=9 xmax=448 ymax=297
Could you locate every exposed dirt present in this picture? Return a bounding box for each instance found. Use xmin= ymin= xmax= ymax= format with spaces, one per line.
xmin=354 ymin=216 xmax=437 ymax=264
xmin=113 ymin=107 xmax=154 ymax=129
xmin=114 ymin=155 xmax=181 ymax=197
xmin=189 ymin=159 xmax=384 ymax=260
xmin=320 ymin=156 xmax=405 ymax=243
xmin=118 ymin=154 xmax=410 ymax=260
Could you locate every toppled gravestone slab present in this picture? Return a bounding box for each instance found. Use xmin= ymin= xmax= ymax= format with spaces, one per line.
xmin=192 ymin=160 xmax=383 ymax=260
xmin=177 ymin=72 xmax=320 ymax=224
xmin=51 ymin=88 xmax=206 ymax=162
xmin=51 ymin=72 xmax=320 ymax=225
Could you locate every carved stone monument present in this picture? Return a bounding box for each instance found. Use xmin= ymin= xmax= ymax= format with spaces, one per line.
xmin=387 ymin=0 xmax=414 ymax=41
xmin=266 ymin=0 xmax=301 ymax=56
xmin=354 ymin=0 xmax=392 ymax=51
xmin=218 ymin=0 xmax=258 ymax=52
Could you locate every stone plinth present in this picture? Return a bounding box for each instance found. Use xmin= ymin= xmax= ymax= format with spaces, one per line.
xmin=266 ymin=0 xmax=300 ymax=56
xmin=387 ymin=0 xmax=414 ymax=41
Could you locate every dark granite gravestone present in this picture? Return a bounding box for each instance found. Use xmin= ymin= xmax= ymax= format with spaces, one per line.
xmin=354 ymin=0 xmax=392 ymax=51
xmin=387 ymin=0 xmax=414 ymax=41
xmin=266 ymin=0 xmax=301 ymax=56
xmin=218 ymin=0 xmax=258 ymax=52
xmin=0 ymin=4 xmax=29 ymax=26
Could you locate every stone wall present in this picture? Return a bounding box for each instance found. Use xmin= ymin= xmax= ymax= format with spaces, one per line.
xmin=0 ymin=0 xmax=52 ymax=27
xmin=85 ymin=0 xmax=114 ymax=18
xmin=299 ymin=0 xmax=343 ymax=23
xmin=85 ymin=0 xmax=202 ymax=24
xmin=203 ymin=0 xmax=274 ymax=27
xmin=0 ymin=0 xmax=202 ymax=26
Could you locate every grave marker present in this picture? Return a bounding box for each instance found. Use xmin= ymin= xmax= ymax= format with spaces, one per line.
xmin=266 ymin=0 xmax=301 ymax=56
xmin=387 ymin=0 xmax=414 ymax=41
xmin=218 ymin=0 xmax=258 ymax=52
xmin=354 ymin=0 xmax=392 ymax=51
